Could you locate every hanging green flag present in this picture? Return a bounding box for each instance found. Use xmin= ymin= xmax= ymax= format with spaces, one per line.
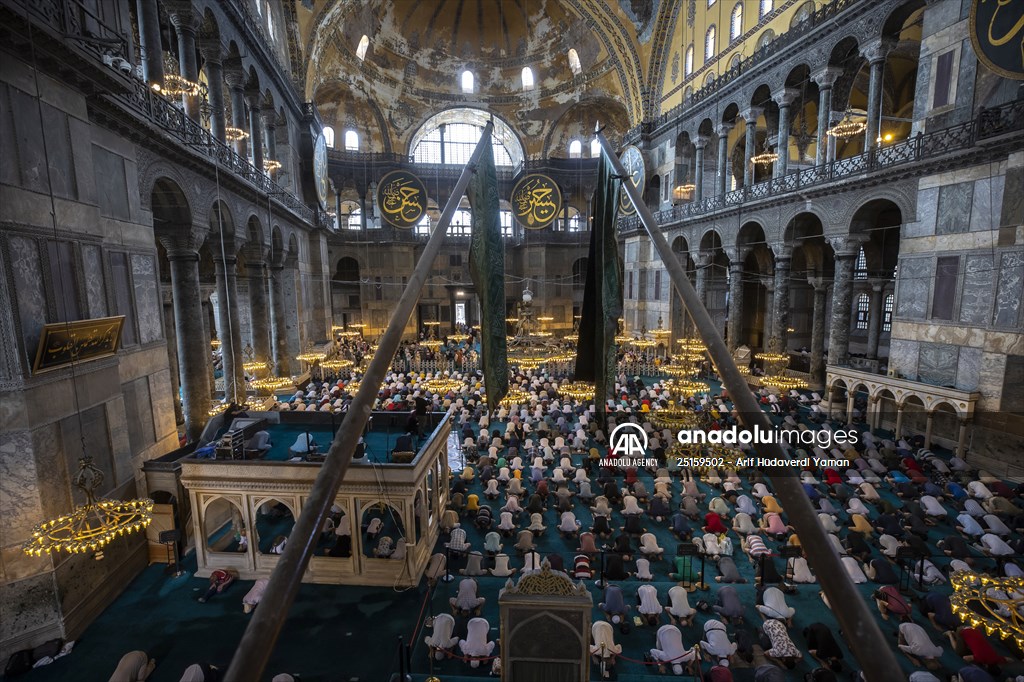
xmin=468 ymin=139 xmax=508 ymax=411
xmin=574 ymin=148 xmax=622 ymax=422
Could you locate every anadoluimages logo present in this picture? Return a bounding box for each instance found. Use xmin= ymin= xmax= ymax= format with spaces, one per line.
xmin=609 ymin=423 xmax=648 ymax=456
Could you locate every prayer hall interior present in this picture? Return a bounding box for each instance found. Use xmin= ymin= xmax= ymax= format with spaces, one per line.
xmin=0 ymin=0 xmax=1022 ymax=680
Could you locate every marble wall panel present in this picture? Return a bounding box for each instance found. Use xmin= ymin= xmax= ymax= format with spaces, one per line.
xmin=130 ymin=254 xmax=161 ymax=345
xmin=8 ymin=235 xmax=46 ymax=368
xmin=905 ymin=187 xmax=938 ymax=238
xmin=935 ymin=181 xmax=973 ymax=234
xmin=0 ymin=431 xmax=44 ymax=541
xmin=917 ymin=342 xmax=959 ymax=387
xmin=1000 ymin=167 xmax=1023 ymax=228
xmin=30 ymin=424 xmax=69 ymax=528
xmin=895 ymin=258 xmax=932 ymax=319
xmin=0 ymin=572 xmax=59 ymax=644
xmin=993 ymin=251 xmax=1023 ymax=328
xmin=959 ymin=254 xmax=994 ymax=325
xmin=888 ymin=339 xmax=920 ymax=380
xmin=956 ymin=346 xmax=982 ymax=391
xmin=970 ymin=176 xmax=1004 ymax=232
xmin=81 ymin=244 xmax=107 ymax=319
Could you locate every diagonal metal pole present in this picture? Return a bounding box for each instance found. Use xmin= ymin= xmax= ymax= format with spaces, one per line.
xmin=224 ymin=122 xmax=496 ymax=682
xmin=596 ymin=128 xmax=901 ymax=682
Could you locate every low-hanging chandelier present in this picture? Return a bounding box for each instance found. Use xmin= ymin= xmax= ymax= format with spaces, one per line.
xmin=949 ymin=570 xmax=1024 ymax=649
xmin=263 ymin=159 xmax=282 ymax=172
xmin=751 ymin=143 xmax=779 ymax=167
xmin=559 ymin=380 xmax=595 ymax=402
xmin=23 ymin=456 xmax=153 ymax=558
xmin=827 ymin=110 xmax=867 ymax=140
xmin=224 ymin=126 xmax=249 ymax=142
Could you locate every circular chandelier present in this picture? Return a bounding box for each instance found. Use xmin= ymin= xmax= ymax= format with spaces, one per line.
xmin=665 ymin=378 xmax=710 ymax=395
xmin=755 ymin=350 xmax=788 ymax=364
xmin=751 ymin=149 xmax=779 ymax=167
xmin=676 ymin=336 xmax=707 ymax=352
xmin=349 ymin=323 xmax=365 ymax=330
xmin=827 ymin=111 xmax=866 ymax=140
xmin=662 ymin=362 xmax=697 ymax=378
xmin=949 ymin=570 xmax=1024 ymax=648
xmin=161 ymin=73 xmax=201 ymax=97
xmin=673 ymin=183 xmax=696 ymax=202
xmin=263 ymin=159 xmax=282 ymax=172
xmin=210 ymin=338 xmax=221 ymax=349
xmin=425 ymin=377 xmax=462 ymax=394
xmin=320 ymin=358 xmax=354 ymax=372
xmin=251 ymin=375 xmax=293 ymax=393
xmin=559 ymin=380 xmax=595 ymax=402
xmin=295 ymin=349 xmax=327 ymax=363
xmin=337 ymin=330 xmax=361 ymax=339
xmin=651 ymin=406 xmax=699 ymax=431
xmin=614 ymin=332 xmax=631 ymax=345
xmin=224 ymin=126 xmax=249 ymax=141
xmin=421 ymin=338 xmax=443 ymax=350
xmin=243 ymin=359 xmax=269 ymax=373
xmin=499 ymin=388 xmax=531 ymax=407
xmin=760 ymin=374 xmax=808 ymax=390
xmin=23 ymin=457 xmax=153 ymax=557
xmin=630 ymin=337 xmax=656 ymax=349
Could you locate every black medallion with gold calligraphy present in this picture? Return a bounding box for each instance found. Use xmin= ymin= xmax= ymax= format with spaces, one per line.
xmin=511 ymin=173 xmax=562 ymax=229
xmin=970 ymin=0 xmax=1024 ymax=80
xmin=377 ymin=170 xmax=429 ymax=229
xmin=618 ymin=145 xmax=646 ymax=215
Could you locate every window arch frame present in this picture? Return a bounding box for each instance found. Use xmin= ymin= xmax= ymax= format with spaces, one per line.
xmin=323 ymin=126 xmax=335 ymax=148
xmin=589 ymin=138 xmax=601 ymax=158
xmin=356 ymin=35 xmax=369 ymax=61
xmin=568 ymin=139 xmax=582 ymax=158
xmin=759 ymin=0 xmax=773 ymax=18
xmin=705 ymin=25 xmax=717 ymax=63
xmin=409 ymin=108 xmax=524 ymax=168
xmin=685 ymin=45 xmax=694 ymax=77
xmin=567 ymin=48 xmax=582 ymax=75
xmin=730 ymin=3 xmax=743 ymax=42
xmin=344 ymin=129 xmax=359 ymax=151
xmin=460 ymin=70 xmax=474 ymax=94
xmin=521 ymin=66 xmax=535 ymax=90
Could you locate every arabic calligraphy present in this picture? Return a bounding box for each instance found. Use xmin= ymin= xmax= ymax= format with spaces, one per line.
xmin=33 ymin=316 xmax=124 ymax=373
xmin=511 ymin=174 xmax=562 ymax=229
xmin=618 ymin=145 xmax=646 ymax=215
xmin=377 ymin=171 xmax=428 ymax=228
xmin=970 ymin=0 xmax=1024 ymax=79
xmin=313 ymin=134 xmax=328 ymax=209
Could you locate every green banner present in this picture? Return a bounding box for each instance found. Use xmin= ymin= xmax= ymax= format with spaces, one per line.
xmin=468 ymin=141 xmax=509 ymax=410
xmin=574 ymin=149 xmax=622 ymax=422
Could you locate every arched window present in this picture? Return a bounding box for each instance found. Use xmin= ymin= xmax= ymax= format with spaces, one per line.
xmin=707 ymin=0 xmax=716 ymax=6
xmin=347 ymin=208 xmax=362 ymax=230
xmin=356 ymin=35 xmax=369 ymax=61
xmin=791 ymin=1 xmax=815 ymax=28
xmin=449 ymin=209 xmax=472 ymax=236
xmin=415 ymin=213 xmax=431 ymax=236
xmin=730 ymin=3 xmax=743 ymax=41
xmin=684 ymin=45 xmax=694 ymax=76
xmin=568 ymin=139 xmax=582 ymax=158
xmin=500 ymin=210 xmax=514 ymax=237
xmin=760 ymin=0 xmax=773 ymax=18
xmin=855 ymin=293 xmax=870 ymax=330
xmin=460 ymin=70 xmax=474 ymax=93
xmin=882 ymin=293 xmax=894 ymax=332
xmin=410 ymin=109 xmax=523 ymax=167
xmin=323 ymin=126 xmax=335 ymax=148
xmin=590 ymin=138 xmax=601 ymax=158
xmin=567 ymin=48 xmax=582 ymax=75
xmin=521 ymin=67 xmax=534 ymax=90
xmin=705 ymin=26 xmax=716 ymax=62
xmin=568 ymin=213 xmax=583 ymax=232
xmin=855 ymin=248 xmax=867 ymax=279
xmin=265 ymin=1 xmax=275 ymax=41
xmin=344 ymin=129 xmax=359 ymax=151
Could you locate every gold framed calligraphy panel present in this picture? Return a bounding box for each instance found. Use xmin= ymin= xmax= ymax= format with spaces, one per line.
xmin=32 ymin=316 xmax=125 ymax=374
xmin=511 ymin=174 xmax=562 ymax=229
xmin=618 ymin=145 xmax=646 ymax=216
xmin=377 ymin=170 xmax=429 ymax=229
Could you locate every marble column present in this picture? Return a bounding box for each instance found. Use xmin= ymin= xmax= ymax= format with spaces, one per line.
xmin=868 ymin=396 xmax=880 ymax=431
xmin=214 ymin=256 xmax=245 ymax=403
xmin=727 ymin=259 xmax=745 ymax=352
xmin=774 ymin=88 xmax=798 ymax=178
xmin=695 ymin=255 xmax=709 ymax=309
xmin=165 ymin=248 xmax=211 ymax=442
xmin=956 ymin=420 xmax=969 ymax=457
xmin=163 ymin=300 xmax=183 ymax=427
xmin=715 ymin=122 xmax=734 ymax=196
xmin=865 ymin=281 xmax=885 ymax=360
xmin=693 ymin=135 xmax=709 ymax=203
xmin=741 ymin=108 xmax=761 ymax=188
xmin=810 ymin=281 xmax=828 ymax=388
xmin=268 ymin=263 xmax=291 ymax=375
xmin=773 ymin=256 xmax=792 ymax=347
xmin=828 ymin=249 xmax=858 ymax=367
xmin=846 ymin=391 xmax=856 ymax=424
xmin=169 ymin=9 xmax=200 ymax=120
xmin=924 ymin=411 xmax=935 ymax=449
xmin=247 ymin=258 xmax=272 ymax=363
xmin=862 ymin=39 xmax=894 ymax=152
xmin=199 ymin=40 xmax=226 ymax=142
xmin=264 ymin=113 xmax=278 ymax=170
xmin=812 ymin=67 xmax=841 ymax=166
xmin=894 ymin=404 xmax=905 ymax=439
xmin=761 ymin=277 xmax=775 ymax=349
xmin=246 ymin=93 xmax=264 ymax=171
xmin=224 ymin=65 xmax=248 ymax=159
xmin=136 ymin=0 xmax=163 ymax=89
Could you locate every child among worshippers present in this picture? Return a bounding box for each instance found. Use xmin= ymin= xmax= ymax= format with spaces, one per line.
xmin=198 ymin=569 xmax=237 ymax=603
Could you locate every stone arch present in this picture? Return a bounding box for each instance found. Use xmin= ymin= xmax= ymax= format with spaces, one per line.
xmin=151 ymin=176 xmax=193 ymax=231
xmin=543 ymin=96 xmax=629 ymax=159
xmin=269 ymin=225 xmax=286 ymax=267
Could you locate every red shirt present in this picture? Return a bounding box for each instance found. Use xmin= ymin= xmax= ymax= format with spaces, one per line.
xmin=960 ymin=628 xmax=1006 ymax=666
xmin=705 ymin=513 xmax=728 ymax=534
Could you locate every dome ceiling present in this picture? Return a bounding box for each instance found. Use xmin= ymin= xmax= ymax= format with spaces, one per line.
xmin=296 ymin=0 xmax=679 ymax=156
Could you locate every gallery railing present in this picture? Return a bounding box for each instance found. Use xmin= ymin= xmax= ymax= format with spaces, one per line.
xmin=619 ymin=98 xmax=1024 ymax=232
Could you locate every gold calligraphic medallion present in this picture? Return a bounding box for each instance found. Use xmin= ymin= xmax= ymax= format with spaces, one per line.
xmin=618 ymin=145 xmax=646 ymax=215
xmin=970 ymin=0 xmax=1024 ymax=79
xmin=313 ymin=132 xmax=329 ymax=209
xmin=377 ymin=170 xmax=428 ymax=229
xmin=511 ymin=173 xmax=562 ymax=229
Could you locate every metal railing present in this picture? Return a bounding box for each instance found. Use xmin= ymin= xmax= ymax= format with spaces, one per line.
xmin=8 ymin=0 xmax=129 ymax=63
xmin=115 ymin=77 xmax=317 ymax=225
xmin=621 ymin=98 xmax=1024 ymax=231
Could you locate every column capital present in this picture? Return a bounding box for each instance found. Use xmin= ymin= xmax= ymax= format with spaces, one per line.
xmin=811 ymin=66 xmax=843 ymax=89
xmin=868 ymin=279 xmax=887 ymax=292
xmin=741 ymin=107 xmax=762 ymax=124
xmin=213 ymin=254 xmax=238 ymax=269
xmin=772 ymin=246 xmax=792 ymax=262
xmin=728 ymin=248 xmax=750 ymax=266
xmin=198 ymin=35 xmax=223 ymax=63
xmin=808 ymin=276 xmax=831 ymax=291
xmin=773 ymin=88 xmax=799 ymax=108
xmin=828 ymin=233 xmax=868 ymax=257
xmin=694 ymin=134 xmax=711 ymax=150
xmin=860 ymin=37 xmax=897 ymax=64
xmin=158 ymin=234 xmax=205 ymax=257
xmin=166 ymin=2 xmax=200 ymax=32
xmin=244 ymin=89 xmax=263 ymax=109
xmin=716 ymin=121 xmax=735 ymax=137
